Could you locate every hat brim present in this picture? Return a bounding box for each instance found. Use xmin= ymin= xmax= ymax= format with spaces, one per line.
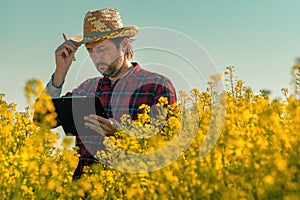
xmin=70 ymin=26 xmax=138 ymax=44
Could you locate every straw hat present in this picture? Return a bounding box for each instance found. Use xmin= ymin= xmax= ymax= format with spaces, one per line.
xmin=72 ymin=8 xmax=138 ymax=44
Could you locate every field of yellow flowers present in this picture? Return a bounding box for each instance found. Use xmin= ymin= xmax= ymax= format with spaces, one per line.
xmin=0 ymin=66 xmax=299 ymax=199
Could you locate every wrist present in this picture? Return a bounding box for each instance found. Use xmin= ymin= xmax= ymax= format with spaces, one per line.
xmin=51 ymin=73 xmax=64 ymax=88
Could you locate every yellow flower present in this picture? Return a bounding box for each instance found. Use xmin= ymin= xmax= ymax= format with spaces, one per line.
xmin=47 ymin=179 xmax=56 ymax=190
xmin=263 ymin=175 xmax=274 ymax=185
xmin=1 ymin=66 xmax=300 ymax=199
xmin=276 ymin=158 xmax=287 ymax=172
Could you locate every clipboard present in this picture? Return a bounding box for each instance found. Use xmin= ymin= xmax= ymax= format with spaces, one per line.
xmin=52 ymin=96 xmax=108 ymax=136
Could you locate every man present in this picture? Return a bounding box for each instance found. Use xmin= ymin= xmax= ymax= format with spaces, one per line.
xmin=45 ymin=8 xmax=177 ymax=179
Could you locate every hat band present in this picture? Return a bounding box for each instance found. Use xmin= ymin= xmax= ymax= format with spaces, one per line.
xmin=78 ymin=26 xmax=138 ymax=44
xmin=84 ymin=28 xmax=125 ymax=38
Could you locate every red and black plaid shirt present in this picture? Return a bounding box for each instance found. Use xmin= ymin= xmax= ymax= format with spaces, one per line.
xmin=66 ymin=62 xmax=177 ymax=178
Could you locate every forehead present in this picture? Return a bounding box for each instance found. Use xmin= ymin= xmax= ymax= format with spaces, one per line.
xmin=85 ymin=39 xmax=113 ymax=49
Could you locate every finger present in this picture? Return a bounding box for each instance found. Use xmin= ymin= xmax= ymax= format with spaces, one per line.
xmin=84 ymin=116 xmax=100 ymax=126
xmin=56 ymin=41 xmax=78 ymax=53
xmin=93 ymin=116 xmax=118 ymax=131
xmin=64 ymin=43 xmax=78 ymax=52
xmin=69 ymin=40 xmax=81 ymax=47
xmin=89 ymin=114 xmax=108 ymax=123
xmin=86 ymin=115 xmax=109 ymax=126
xmin=85 ymin=115 xmax=116 ymax=135
xmin=61 ymin=48 xmax=70 ymax=58
xmin=56 ymin=46 xmax=71 ymax=57
xmin=92 ymin=115 xmax=115 ymax=131
xmin=63 ymin=48 xmax=76 ymax=60
xmin=84 ymin=116 xmax=113 ymax=132
xmin=84 ymin=121 xmax=105 ymax=136
xmin=85 ymin=121 xmax=114 ymax=136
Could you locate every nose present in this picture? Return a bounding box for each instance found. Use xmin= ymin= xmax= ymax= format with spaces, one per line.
xmin=89 ymin=52 xmax=103 ymax=63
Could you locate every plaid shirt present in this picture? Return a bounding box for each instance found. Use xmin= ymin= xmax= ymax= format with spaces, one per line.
xmin=62 ymin=62 xmax=176 ymax=178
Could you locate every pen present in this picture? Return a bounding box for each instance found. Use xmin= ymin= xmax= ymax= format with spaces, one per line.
xmin=62 ymin=33 xmax=76 ymax=61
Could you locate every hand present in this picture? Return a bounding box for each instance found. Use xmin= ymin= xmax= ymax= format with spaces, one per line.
xmin=53 ymin=40 xmax=81 ymax=87
xmin=84 ymin=114 xmax=119 ymax=136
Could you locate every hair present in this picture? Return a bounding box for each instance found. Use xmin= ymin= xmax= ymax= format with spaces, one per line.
xmin=109 ymin=37 xmax=134 ymax=60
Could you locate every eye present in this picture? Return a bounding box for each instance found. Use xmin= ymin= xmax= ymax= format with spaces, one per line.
xmin=86 ymin=48 xmax=93 ymax=53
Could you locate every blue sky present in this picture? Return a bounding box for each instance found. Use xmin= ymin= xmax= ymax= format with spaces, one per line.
xmin=1 ymin=0 xmax=300 ymax=110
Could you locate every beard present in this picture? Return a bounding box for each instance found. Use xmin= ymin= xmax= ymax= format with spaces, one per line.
xmin=96 ymin=57 xmax=123 ymax=78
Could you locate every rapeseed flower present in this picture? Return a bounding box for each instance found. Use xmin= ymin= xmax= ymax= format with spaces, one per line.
xmin=0 ymin=66 xmax=299 ymax=199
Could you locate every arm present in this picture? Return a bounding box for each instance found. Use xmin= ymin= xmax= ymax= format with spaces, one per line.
xmin=52 ymin=39 xmax=81 ymax=88
xmin=45 ymin=39 xmax=81 ymax=97
xmin=34 ymin=39 xmax=81 ymax=126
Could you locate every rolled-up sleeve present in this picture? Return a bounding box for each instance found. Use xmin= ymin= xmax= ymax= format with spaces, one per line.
xmin=45 ymin=77 xmax=63 ymax=98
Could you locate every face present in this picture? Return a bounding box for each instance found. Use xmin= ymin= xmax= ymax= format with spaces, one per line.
xmin=86 ymin=39 xmax=125 ymax=78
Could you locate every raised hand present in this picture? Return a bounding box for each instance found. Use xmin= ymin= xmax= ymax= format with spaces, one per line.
xmin=53 ymin=40 xmax=81 ymax=87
